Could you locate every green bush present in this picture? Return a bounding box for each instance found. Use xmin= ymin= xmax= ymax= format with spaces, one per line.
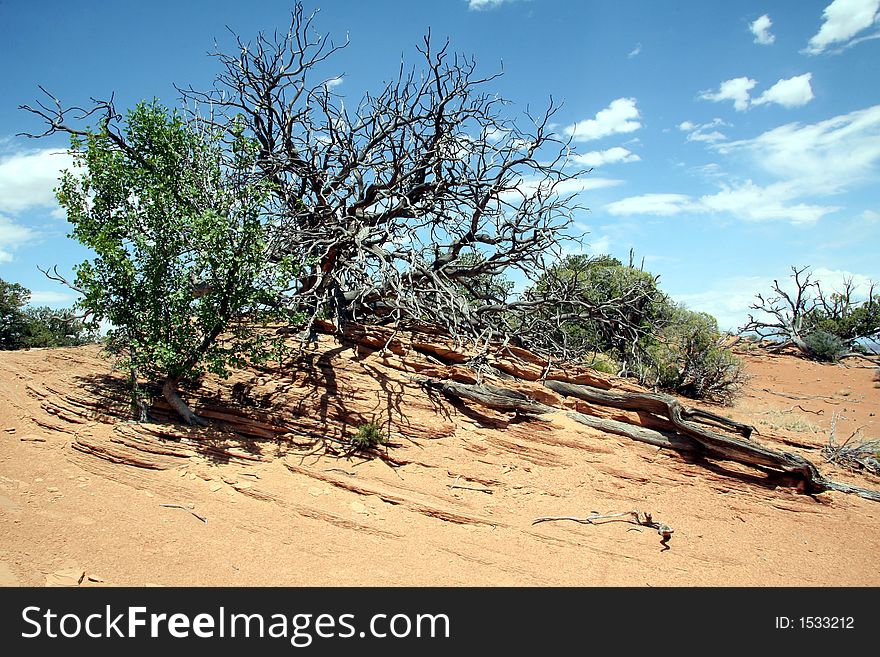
xmin=802 ymin=330 xmax=847 ymax=362
xmin=642 ymin=306 xmax=746 ymax=403
xmin=530 ymin=256 xmax=745 ymax=402
xmin=532 ymin=254 xmax=668 ymax=365
xmin=350 ymin=421 xmax=387 ymax=451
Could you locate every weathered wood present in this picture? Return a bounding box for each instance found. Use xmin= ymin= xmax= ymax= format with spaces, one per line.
xmin=543 ymin=380 xmax=823 ymax=483
xmin=566 ymin=411 xmax=700 ymax=453
xmin=544 ymin=380 xmax=753 ymax=439
xmin=424 ymin=379 xmax=551 ymax=415
xmin=429 ymin=377 xmax=880 ymax=502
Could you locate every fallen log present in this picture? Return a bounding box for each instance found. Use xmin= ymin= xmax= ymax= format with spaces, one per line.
xmin=428 ymin=377 xmax=880 ymax=503
xmin=544 ymin=380 xmax=753 ymax=439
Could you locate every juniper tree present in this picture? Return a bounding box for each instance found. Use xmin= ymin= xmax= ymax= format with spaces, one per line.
xmin=30 ymin=100 xmax=298 ymax=423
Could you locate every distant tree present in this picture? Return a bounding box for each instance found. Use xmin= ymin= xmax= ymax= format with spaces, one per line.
xmin=38 ymin=101 xmax=299 ymax=423
xmin=0 ymin=278 xmax=96 ymax=350
xmin=740 ymin=266 xmax=880 ymax=361
xmin=0 ymin=279 xmax=32 ymax=350
xmin=22 ymin=306 xmax=97 ymax=348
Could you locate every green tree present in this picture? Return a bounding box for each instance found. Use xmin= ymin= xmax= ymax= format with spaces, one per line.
xmin=0 ymin=279 xmax=32 ymax=350
xmin=1 ymin=279 xmax=95 ymax=349
xmin=55 ymin=101 xmax=299 ymax=424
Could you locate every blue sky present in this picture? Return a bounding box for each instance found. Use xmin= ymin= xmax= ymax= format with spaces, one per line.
xmin=1 ymin=0 xmax=878 ymax=330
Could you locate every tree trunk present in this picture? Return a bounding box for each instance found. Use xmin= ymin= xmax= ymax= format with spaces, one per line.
xmin=162 ymin=378 xmax=207 ymax=426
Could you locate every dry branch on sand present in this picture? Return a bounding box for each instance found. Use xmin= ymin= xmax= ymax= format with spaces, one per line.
xmin=532 ymin=510 xmax=673 ymax=548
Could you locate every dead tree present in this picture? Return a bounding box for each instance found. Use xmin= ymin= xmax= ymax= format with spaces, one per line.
xmin=176 ymin=3 xmax=659 ymax=358
xmin=21 ymin=2 xmax=673 ymax=421
xmin=740 ymin=266 xmax=817 ymax=355
xmin=740 ymin=266 xmax=880 ymax=359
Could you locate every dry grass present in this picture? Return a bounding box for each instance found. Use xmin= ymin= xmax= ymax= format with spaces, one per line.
xmin=758 ymin=409 xmax=823 ymax=435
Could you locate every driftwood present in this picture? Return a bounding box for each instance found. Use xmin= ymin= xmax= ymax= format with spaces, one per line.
xmin=428 ymin=377 xmax=880 ymax=503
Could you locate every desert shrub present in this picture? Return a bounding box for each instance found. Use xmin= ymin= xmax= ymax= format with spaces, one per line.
xmin=642 ymin=306 xmax=747 ymax=403
xmin=531 ymin=257 xmax=744 ymax=402
xmin=587 ymin=355 xmax=619 ymax=376
xmin=531 ymin=254 xmax=668 ymax=369
xmin=801 ymin=330 xmax=847 ymax=362
xmin=350 ymin=421 xmax=387 ymax=451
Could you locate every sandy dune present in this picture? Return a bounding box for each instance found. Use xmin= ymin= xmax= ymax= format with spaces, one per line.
xmin=0 ymin=333 xmax=877 ymax=587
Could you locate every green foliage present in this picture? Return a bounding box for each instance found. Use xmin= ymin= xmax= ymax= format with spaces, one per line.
xmin=55 ymin=101 xmax=300 ymax=396
xmin=801 ymin=330 xmax=847 ymax=362
xmin=0 ymin=278 xmax=96 ymax=349
xmin=0 ymin=279 xmax=32 ymax=350
xmin=803 ymin=294 xmax=880 ymax=348
xmin=643 ymin=306 xmax=746 ymax=403
xmin=532 ymin=256 xmax=745 ymax=402
xmin=534 ymin=254 xmax=667 ymax=362
xmin=350 ymin=421 xmax=387 ymax=451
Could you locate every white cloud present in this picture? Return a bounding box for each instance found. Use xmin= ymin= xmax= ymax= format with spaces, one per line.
xmin=700 ymin=74 xmax=815 ymax=111
xmin=699 ymin=181 xmax=840 ymax=224
xmin=863 ymin=209 xmax=880 ymax=223
xmin=569 ymin=146 xmax=641 ymax=168
xmin=750 ymin=14 xmax=776 ymax=45
xmin=323 ymin=76 xmax=344 ymax=89
xmin=605 ymin=182 xmax=839 ymax=225
xmin=688 ymin=130 xmax=727 ymax=143
xmin=0 ymin=148 xmax=73 ymax=215
xmin=29 ymin=290 xmax=77 ymax=305
xmin=611 ymin=106 xmax=880 ymax=225
xmin=718 ymin=104 xmax=880 ymax=195
xmin=468 ymin=0 xmax=518 ymax=10
xmin=605 ymin=193 xmax=696 ymax=216
xmin=752 ymin=73 xmax=815 ymax=108
xmin=673 ymin=276 xmax=768 ymax=332
xmin=811 ymin=267 xmax=877 ymax=295
xmin=678 ymin=118 xmax=728 ymax=143
xmin=805 ymin=0 xmax=880 ymax=54
xmin=564 ymin=98 xmax=642 ymax=142
xmin=699 ymin=77 xmax=757 ymax=111
xmin=0 ymin=214 xmax=36 ymax=263
xmin=627 ymin=43 xmax=642 ymax=58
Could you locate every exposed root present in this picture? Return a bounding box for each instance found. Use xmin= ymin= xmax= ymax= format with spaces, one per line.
xmin=162 ymin=378 xmax=208 ymax=427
